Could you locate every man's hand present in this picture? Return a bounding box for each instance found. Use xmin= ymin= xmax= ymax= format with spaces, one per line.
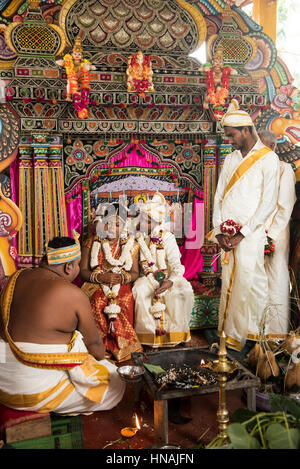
xmin=229 ymin=232 xmax=244 ymax=249
xmin=216 ymin=234 xmax=232 ymax=251
xmin=216 ymin=232 xmax=244 ymax=251
xmin=154 ymin=279 xmax=173 ymax=295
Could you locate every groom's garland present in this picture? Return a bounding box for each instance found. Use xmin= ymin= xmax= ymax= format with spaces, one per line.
xmin=136 ymin=231 xmax=169 ymax=336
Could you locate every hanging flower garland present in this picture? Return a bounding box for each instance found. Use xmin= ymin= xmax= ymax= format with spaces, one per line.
xmin=63 ymin=54 xmax=92 ymax=119
xmin=136 ymin=231 xmax=169 ymax=336
xmin=264 ymin=231 xmax=275 ymax=256
xmin=90 ymin=234 xmax=134 ymax=338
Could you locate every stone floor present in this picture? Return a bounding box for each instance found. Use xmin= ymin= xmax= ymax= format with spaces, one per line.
xmin=81 ymin=329 xmax=248 ymax=449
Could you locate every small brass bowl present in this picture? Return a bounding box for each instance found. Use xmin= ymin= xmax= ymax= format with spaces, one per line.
xmin=117 ymin=365 xmax=145 ymax=383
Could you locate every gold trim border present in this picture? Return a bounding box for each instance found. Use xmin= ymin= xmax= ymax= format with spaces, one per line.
xmin=49 ymin=24 xmax=68 ymax=57
xmin=58 ymin=0 xmax=76 ymax=47
xmin=137 ymin=330 xmax=191 ymax=347
xmin=175 ymin=0 xmax=207 ymax=51
xmin=3 ymin=22 xmax=18 ymax=55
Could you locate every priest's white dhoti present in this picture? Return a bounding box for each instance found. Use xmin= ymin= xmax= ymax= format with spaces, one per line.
xmin=0 ymin=332 xmax=125 ymax=415
xmin=0 ymin=269 xmax=125 ymax=414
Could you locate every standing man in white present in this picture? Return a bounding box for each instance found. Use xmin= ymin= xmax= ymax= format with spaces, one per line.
xmin=258 ymin=129 xmax=296 ymax=340
xmin=208 ymin=100 xmax=280 ymax=351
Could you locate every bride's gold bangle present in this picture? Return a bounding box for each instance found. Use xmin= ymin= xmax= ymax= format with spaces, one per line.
xmin=121 ymin=270 xmax=131 ymax=284
xmin=90 ymin=271 xmax=102 ymax=283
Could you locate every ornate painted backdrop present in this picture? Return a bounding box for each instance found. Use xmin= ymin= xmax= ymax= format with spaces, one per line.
xmin=0 ymin=0 xmax=299 ymax=277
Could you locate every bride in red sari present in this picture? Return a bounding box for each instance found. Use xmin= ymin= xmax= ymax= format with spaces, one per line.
xmin=80 ymin=204 xmax=142 ymax=362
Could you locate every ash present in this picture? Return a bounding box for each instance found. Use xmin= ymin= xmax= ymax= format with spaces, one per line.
xmin=156 ymin=364 xmax=218 ymax=389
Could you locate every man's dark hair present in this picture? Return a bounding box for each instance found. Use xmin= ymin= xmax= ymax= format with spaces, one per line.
xmin=41 ymin=236 xmax=77 ymax=263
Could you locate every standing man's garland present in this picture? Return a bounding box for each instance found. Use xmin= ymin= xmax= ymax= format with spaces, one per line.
xmin=136 ymin=231 xmax=168 ymax=335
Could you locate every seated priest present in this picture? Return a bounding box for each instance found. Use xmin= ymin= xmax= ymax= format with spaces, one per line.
xmin=80 ymin=203 xmax=142 ymax=362
xmin=0 ymin=234 xmax=125 ymax=415
xmin=132 ymin=192 xmax=194 ymax=348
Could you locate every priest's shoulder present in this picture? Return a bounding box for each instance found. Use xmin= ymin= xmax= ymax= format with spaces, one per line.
xmin=48 ymin=278 xmax=91 ymax=307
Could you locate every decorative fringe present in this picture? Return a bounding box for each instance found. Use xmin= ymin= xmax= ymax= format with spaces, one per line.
xmin=107 ymin=319 xmax=116 ymax=341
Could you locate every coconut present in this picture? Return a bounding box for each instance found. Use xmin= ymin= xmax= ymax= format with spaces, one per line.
xmin=257 ymin=350 xmax=280 ymax=381
xmin=283 ymin=332 xmax=300 ymax=355
xmin=285 ymin=363 xmax=300 ymax=389
xmin=247 ymin=343 xmax=264 ymax=369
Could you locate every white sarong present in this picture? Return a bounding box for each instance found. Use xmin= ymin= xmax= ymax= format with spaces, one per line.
xmin=133 ymin=230 xmax=194 ymax=347
xmin=264 ymin=161 xmax=296 ymax=338
xmin=0 ymin=332 xmax=125 ymax=415
xmin=210 ymin=141 xmax=280 ymax=350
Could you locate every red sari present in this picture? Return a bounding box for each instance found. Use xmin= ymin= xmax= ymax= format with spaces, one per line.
xmin=82 ymin=238 xmax=142 ymax=362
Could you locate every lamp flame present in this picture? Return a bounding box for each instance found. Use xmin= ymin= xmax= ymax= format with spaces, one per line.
xmin=134 ymin=413 xmax=141 ymax=430
xmin=200 ymin=359 xmax=206 ymax=366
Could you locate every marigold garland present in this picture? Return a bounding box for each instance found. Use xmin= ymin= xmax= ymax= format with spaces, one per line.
xmin=63 ymin=54 xmax=92 ymax=119
xmin=204 ymin=66 xmax=232 ymax=119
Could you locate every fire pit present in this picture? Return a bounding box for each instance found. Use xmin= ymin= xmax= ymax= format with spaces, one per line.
xmin=132 ymin=346 xmax=260 ymax=447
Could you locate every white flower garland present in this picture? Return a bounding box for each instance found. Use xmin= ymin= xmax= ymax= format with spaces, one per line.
xmin=102 ymin=236 xmax=134 ymax=271
xmin=90 ymin=235 xmax=134 ymax=319
xmin=90 ymin=239 xmax=102 ymax=270
xmin=136 ymin=231 xmax=168 ymax=334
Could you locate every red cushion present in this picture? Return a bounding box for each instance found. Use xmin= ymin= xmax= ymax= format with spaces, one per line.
xmin=0 ymin=402 xmax=50 ymax=435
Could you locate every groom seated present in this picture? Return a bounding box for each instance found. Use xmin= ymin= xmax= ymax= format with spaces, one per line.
xmin=132 ymin=192 xmax=194 ymax=348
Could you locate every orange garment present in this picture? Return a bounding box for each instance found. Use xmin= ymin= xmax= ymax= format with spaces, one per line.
xmin=82 ymin=239 xmax=142 ymax=362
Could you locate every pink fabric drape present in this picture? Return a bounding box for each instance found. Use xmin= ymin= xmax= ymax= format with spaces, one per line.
xmin=65 ymin=183 xmax=82 ymax=239
xmin=9 ymin=156 xmax=19 ymax=255
xmin=111 ymin=144 xmax=171 ymax=168
xmin=180 ymin=195 xmax=204 ymax=279
xmin=111 ymin=146 xmax=204 ymax=277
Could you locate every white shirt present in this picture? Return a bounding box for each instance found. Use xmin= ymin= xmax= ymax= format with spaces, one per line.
xmin=213 ymin=140 xmax=280 ymax=238
xmin=266 ymin=161 xmax=296 ymax=241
